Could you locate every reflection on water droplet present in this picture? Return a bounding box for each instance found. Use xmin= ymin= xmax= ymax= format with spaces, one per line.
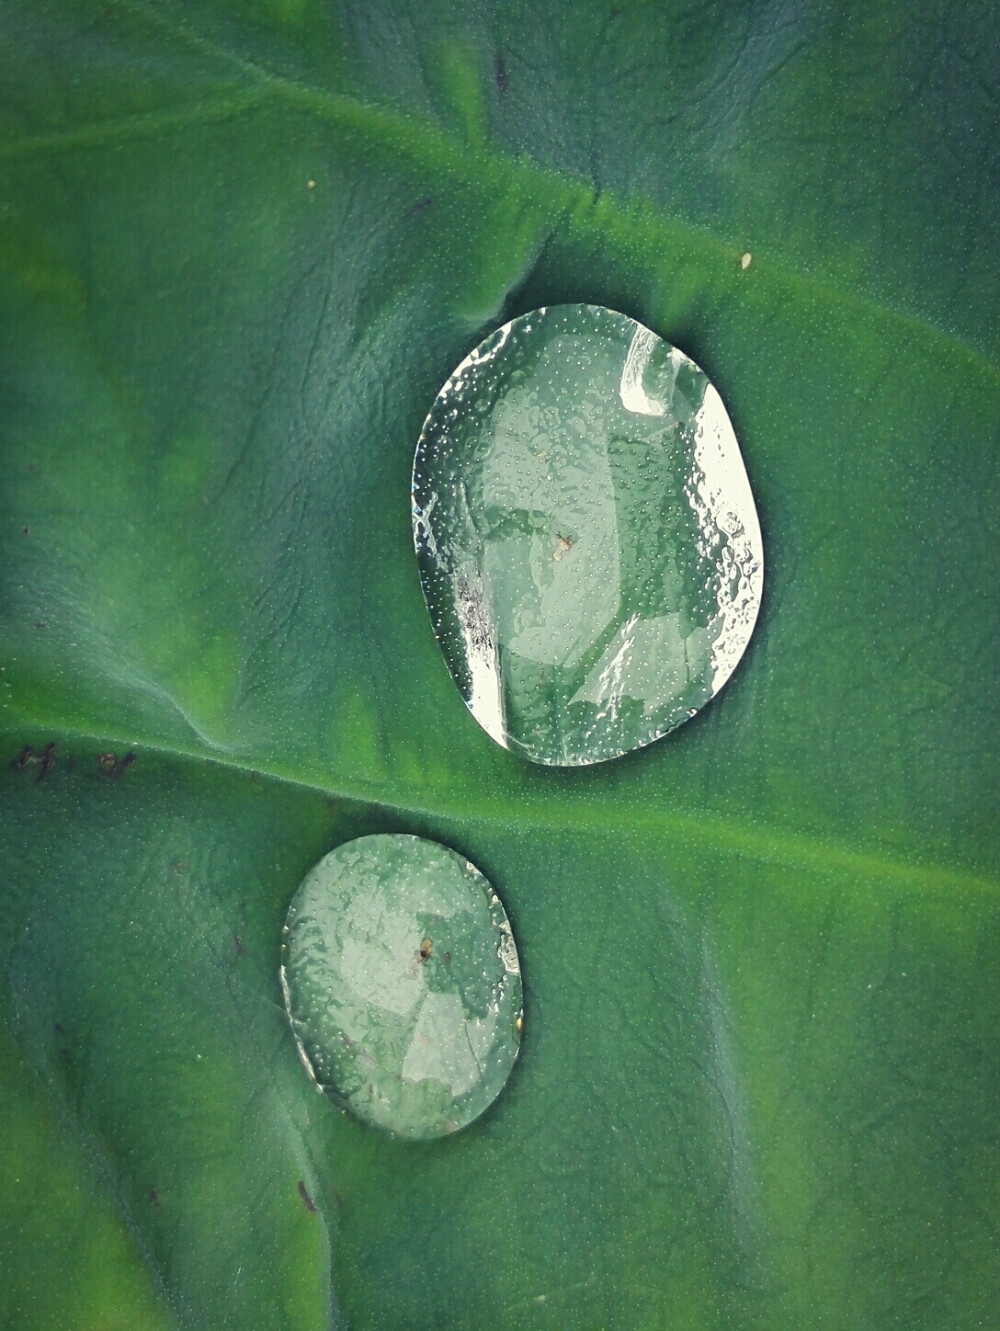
xmin=281 ymin=835 xmax=523 ymax=1140
xmin=412 ymin=304 xmax=764 ymax=766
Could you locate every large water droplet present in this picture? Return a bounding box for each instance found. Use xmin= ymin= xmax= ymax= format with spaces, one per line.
xmin=413 ymin=304 xmax=763 ymax=766
xmin=281 ymin=835 xmax=523 ymax=1140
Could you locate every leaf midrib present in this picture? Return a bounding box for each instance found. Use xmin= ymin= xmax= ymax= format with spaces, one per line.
xmin=5 ymin=720 xmax=996 ymax=898
xmin=1 ymin=0 xmax=997 ymax=387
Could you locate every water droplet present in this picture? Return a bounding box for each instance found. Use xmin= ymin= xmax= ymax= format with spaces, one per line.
xmin=412 ymin=304 xmax=764 ymax=765
xmin=281 ymin=835 xmax=523 ymax=1140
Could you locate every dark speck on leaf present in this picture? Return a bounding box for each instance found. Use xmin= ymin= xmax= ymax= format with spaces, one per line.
xmin=36 ymin=742 xmax=56 ymax=780
xmin=494 ymin=52 xmax=509 ymax=96
xmin=234 ymin=933 xmax=246 ymax=957
xmin=14 ymin=742 xmax=57 ymax=779
xmin=149 ymin=1187 xmax=160 ymax=1209
xmin=20 ymin=525 xmax=29 ymax=536
xmin=98 ymin=751 xmax=135 ymax=778
xmin=53 ymin=1022 xmax=64 ymax=1035
xmin=298 ymin=1181 xmax=317 ymax=1213
xmin=34 ymin=621 xmax=45 ymax=629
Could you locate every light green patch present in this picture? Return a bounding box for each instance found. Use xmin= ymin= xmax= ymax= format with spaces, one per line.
xmin=0 ymin=1024 xmax=176 ymax=1331
xmin=0 ymin=215 xmax=85 ymax=307
xmin=433 ymin=40 xmax=489 ymax=146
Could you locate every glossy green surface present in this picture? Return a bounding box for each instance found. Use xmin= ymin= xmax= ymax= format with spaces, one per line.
xmin=1 ymin=2 xmax=998 ymax=1328
xmin=413 ymin=305 xmax=763 ymax=766
xmin=282 ymin=835 xmax=522 ymax=1139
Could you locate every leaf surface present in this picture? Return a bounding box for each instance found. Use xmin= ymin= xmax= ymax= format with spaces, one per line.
xmin=2 ymin=2 xmax=998 ymax=1327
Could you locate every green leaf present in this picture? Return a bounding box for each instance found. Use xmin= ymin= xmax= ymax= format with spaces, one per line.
xmin=2 ymin=2 xmax=998 ymax=1327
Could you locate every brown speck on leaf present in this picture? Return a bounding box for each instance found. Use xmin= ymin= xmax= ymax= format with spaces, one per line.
xmin=20 ymin=525 xmax=29 ymax=536
xmin=554 ymin=533 xmax=573 ymax=561
xmin=494 ymin=52 xmax=509 ymax=96
xmin=443 ymin=951 xmax=451 ymax=966
xmin=149 ymin=1187 xmax=160 ymax=1209
xmin=36 ymin=742 xmax=56 ymax=781
xmin=34 ymin=621 xmax=45 ymax=630
xmin=298 ymin=1181 xmax=317 ymax=1213
xmin=53 ymin=1022 xmax=65 ymax=1035
xmin=418 ymin=937 xmax=433 ymax=963
xmin=98 ymin=751 xmax=135 ymax=778
xmin=15 ymin=742 xmax=57 ymax=779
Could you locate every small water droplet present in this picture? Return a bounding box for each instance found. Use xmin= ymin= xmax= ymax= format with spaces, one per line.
xmin=412 ymin=304 xmax=764 ymax=765
xmin=281 ymin=835 xmax=523 ymax=1140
